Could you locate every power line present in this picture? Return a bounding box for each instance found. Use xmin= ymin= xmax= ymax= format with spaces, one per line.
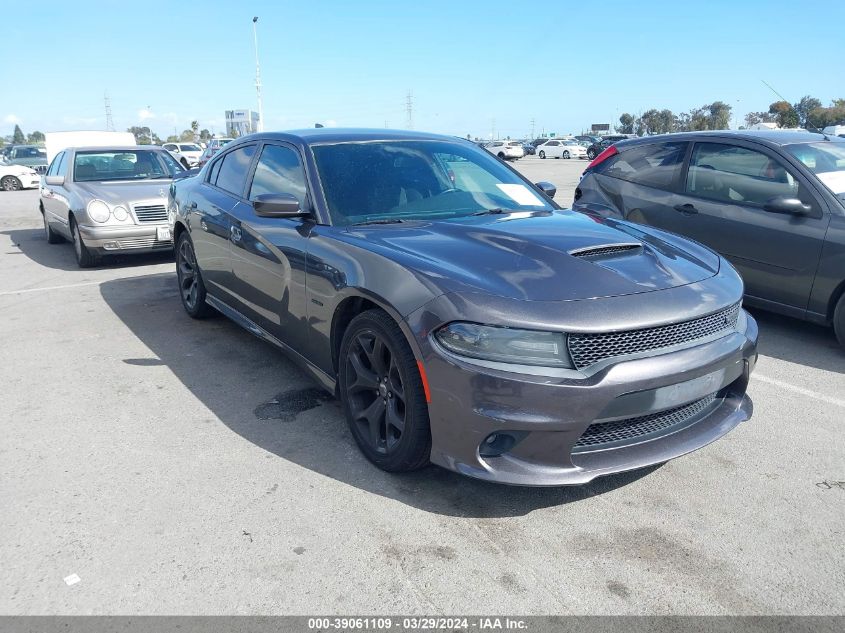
xmin=530 ymin=118 xmax=535 ymax=140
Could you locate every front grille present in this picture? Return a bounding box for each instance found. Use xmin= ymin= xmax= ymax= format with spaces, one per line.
xmin=573 ymin=392 xmax=719 ymax=449
xmin=114 ymin=236 xmax=172 ymax=249
xmin=133 ymin=204 xmax=168 ymax=223
xmin=567 ymin=303 xmax=740 ymax=370
xmin=569 ymin=243 xmax=642 ymax=258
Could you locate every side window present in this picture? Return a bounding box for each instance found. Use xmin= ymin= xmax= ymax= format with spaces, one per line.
xmin=46 ymin=152 xmax=63 ymax=177
xmin=207 ymin=156 xmax=222 ymax=184
xmin=214 ymin=145 xmax=256 ymax=195
xmin=686 ymin=143 xmax=807 ymax=207
xmin=599 ymin=142 xmax=686 ymax=190
xmin=55 ymin=152 xmax=67 ymax=177
xmin=248 ymin=144 xmax=308 ymax=207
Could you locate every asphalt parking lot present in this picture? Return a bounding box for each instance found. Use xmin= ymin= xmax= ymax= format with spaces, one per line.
xmin=1 ymin=159 xmax=843 ymax=615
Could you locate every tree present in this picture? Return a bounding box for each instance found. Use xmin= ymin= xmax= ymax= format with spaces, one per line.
xmin=744 ymin=111 xmax=775 ymax=127
xmin=769 ymin=101 xmax=799 ymax=128
xmin=12 ymin=125 xmax=25 ymax=144
xmin=617 ymin=113 xmax=635 ymax=135
xmin=127 ymin=126 xmax=157 ymax=145
xmin=199 ymin=129 xmax=212 ymax=142
xmin=806 ymin=99 xmax=845 ymax=129
xmin=794 ymin=96 xmax=822 ymax=128
xmin=706 ymin=101 xmax=732 ymax=130
xmin=165 ymin=135 xmax=179 ymax=143
xmin=27 ymin=131 xmax=45 ymax=144
xmin=179 ymin=129 xmax=195 ymax=142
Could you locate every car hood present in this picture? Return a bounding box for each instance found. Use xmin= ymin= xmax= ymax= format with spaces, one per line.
xmin=346 ymin=210 xmax=720 ymax=302
xmin=72 ymin=180 xmax=172 ymax=206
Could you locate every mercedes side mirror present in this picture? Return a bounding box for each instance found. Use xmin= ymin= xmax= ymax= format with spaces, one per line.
xmin=45 ymin=175 xmax=65 ymax=186
xmin=536 ymin=181 xmax=557 ymax=199
xmin=763 ymin=196 xmax=811 ymax=215
xmin=252 ymin=193 xmax=307 ymax=218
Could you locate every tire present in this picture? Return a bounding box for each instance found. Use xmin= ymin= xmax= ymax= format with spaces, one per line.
xmin=1 ymin=175 xmax=22 ymax=191
xmin=587 ymin=149 xmax=596 ymax=160
xmin=497 ymin=152 xmax=505 ymax=159
xmin=339 ymin=309 xmax=431 ymax=472
xmin=833 ymin=294 xmax=845 ymax=348
xmin=563 ymin=150 xmax=570 ymax=159
xmin=539 ymin=151 xmax=546 ymax=159
xmin=70 ymin=216 xmax=98 ymax=268
xmin=176 ymin=232 xmax=215 ymax=319
xmin=42 ymin=209 xmax=62 ymax=244
xmin=181 ymin=158 xmax=189 ymax=169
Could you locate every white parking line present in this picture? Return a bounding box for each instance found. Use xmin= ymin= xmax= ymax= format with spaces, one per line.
xmin=0 ymin=272 xmax=171 ymax=297
xmin=753 ymin=373 xmax=845 ymax=409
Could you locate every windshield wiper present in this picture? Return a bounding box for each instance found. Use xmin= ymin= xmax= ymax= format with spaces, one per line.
xmin=472 ymin=208 xmax=511 ymax=216
xmin=351 ymin=218 xmax=406 ymax=226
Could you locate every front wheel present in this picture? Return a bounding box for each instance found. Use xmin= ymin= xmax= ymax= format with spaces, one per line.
xmin=538 ymin=151 xmax=546 ymax=159
xmin=587 ymin=149 xmax=596 ymax=160
xmin=339 ymin=309 xmax=431 ymax=472
xmin=563 ymin=150 xmax=570 ymax=159
xmin=1 ymin=176 xmax=22 ymax=191
xmin=834 ymin=294 xmax=845 ymax=348
xmin=176 ymin=232 xmax=215 ymax=318
xmin=70 ymin=217 xmax=98 ymax=268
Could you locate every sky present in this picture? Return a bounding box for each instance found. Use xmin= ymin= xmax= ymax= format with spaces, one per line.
xmin=3 ymin=0 xmax=844 ymax=140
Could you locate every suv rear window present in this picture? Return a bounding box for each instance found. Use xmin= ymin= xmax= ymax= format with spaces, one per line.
xmin=599 ymin=142 xmax=687 ymax=190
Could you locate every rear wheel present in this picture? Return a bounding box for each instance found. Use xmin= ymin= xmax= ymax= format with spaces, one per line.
xmin=1 ymin=176 xmax=22 ymax=191
xmin=42 ymin=209 xmax=62 ymax=244
xmin=587 ymin=149 xmax=596 ymax=160
xmin=339 ymin=309 xmax=431 ymax=472
xmin=563 ymin=150 xmax=570 ymax=159
xmin=176 ymin=232 xmax=214 ymax=318
xmin=70 ymin=216 xmax=98 ymax=268
xmin=181 ymin=158 xmax=189 ymax=169
xmin=538 ymin=150 xmax=546 ymax=159
xmin=833 ymin=294 xmax=845 ymax=348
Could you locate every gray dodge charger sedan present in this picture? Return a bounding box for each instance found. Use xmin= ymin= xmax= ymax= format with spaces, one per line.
xmin=40 ymin=146 xmax=184 ymax=267
xmin=169 ymin=129 xmax=758 ymax=486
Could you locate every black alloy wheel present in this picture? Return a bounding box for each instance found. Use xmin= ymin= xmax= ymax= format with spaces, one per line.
xmin=339 ymin=310 xmax=431 ymax=472
xmin=176 ymin=233 xmax=214 ymax=318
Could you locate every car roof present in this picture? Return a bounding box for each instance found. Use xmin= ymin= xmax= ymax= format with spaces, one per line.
xmin=227 ymin=128 xmax=468 ymax=146
xmin=615 ymin=129 xmax=843 ymax=149
xmin=67 ymin=146 xmax=166 ymax=152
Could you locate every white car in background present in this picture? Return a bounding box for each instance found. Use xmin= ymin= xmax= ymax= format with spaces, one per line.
xmin=536 ymin=139 xmax=588 ymax=160
xmin=163 ymin=143 xmax=203 ymax=168
xmin=0 ymin=162 xmax=41 ymax=191
xmin=484 ymin=140 xmax=525 ymax=160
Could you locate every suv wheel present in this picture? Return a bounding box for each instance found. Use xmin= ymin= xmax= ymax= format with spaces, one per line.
xmin=339 ymin=309 xmax=431 ymax=472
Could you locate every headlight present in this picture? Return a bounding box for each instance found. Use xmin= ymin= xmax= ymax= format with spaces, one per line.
xmin=435 ymin=322 xmax=572 ymax=368
xmin=87 ymin=199 xmax=111 ymax=223
xmin=112 ymin=205 xmax=128 ymax=221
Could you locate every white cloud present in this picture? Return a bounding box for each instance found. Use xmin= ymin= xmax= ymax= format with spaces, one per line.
xmin=325 ymin=119 xmax=338 ymax=127
xmin=4 ymin=114 xmax=21 ymax=125
xmin=138 ymin=109 xmax=154 ymax=121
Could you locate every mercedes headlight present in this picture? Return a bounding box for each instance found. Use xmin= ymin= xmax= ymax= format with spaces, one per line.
xmin=435 ymin=322 xmax=572 ymax=368
xmin=87 ymin=199 xmax=111 ymax=223
xmin=112 ymin=205 xmax=128 ymax=221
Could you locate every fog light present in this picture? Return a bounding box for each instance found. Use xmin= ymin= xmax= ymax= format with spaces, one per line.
xmin=103 ymin=241 xmax=118 ymax=250
xmin=479 ymin=432 xmax=525 ymax=458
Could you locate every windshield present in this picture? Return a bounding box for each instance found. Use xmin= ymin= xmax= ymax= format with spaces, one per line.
xmin=311 ymin=140 xmax=554 ymax=225
xmin=179 ymin=144 xmax=201 ymax=152
xmin=73 ymin=150 xmax=183 ymax=182
xmin=785 ymin=142 xmax=845 ymax=197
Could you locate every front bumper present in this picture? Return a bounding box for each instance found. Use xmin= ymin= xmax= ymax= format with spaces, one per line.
xmin=412 ymin=307 xmax=758 ymax=486
xmin=78 ymin=224 xmax=173 ymax=253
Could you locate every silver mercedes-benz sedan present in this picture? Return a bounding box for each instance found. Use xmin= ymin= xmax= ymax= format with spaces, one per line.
xmin=39 ymin=146 xmax=185 ymax=267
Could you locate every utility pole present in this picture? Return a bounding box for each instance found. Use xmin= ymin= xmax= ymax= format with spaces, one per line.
xmin=491 ymin=118 xmax=496 ymax=140
xmin=104 ymin=92 xmax=114 ymax=131
xmin=530 ymin=118 xmax=535 ymax=141
xmin=405 ymin=91 xmax=413 ymax=130
xmin=252 ymin=17 xmax=264 ymax=132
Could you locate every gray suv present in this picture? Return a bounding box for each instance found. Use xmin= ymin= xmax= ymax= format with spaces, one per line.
xmin=574 ymin=130 xmax=845 ymax=347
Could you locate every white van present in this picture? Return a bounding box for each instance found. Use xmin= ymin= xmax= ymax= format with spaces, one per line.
xmin=822 ymin=125 xmax=845 ymax=138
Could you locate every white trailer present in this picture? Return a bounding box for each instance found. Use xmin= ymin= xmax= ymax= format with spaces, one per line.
xmin=44 ymin=131 xmax=136 ymax=165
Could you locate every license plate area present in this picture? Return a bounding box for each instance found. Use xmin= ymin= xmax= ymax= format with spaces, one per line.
xmin=156 ymin=226 xmax=171 ymax=241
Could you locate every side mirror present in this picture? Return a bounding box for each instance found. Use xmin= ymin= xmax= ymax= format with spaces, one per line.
xmin=45 ymin=175 xmax=65 ymax=186
xmin=535 ymin=181 xmax=557 ymax=199
xmin=763 ymin=196 xmax=811 ymax=215
xmin=252 ymin=193 xmax=307 ymax=218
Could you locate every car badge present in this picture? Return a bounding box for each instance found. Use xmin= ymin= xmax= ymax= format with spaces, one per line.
xmin=158 ymin=188 xmax=166 ymax=197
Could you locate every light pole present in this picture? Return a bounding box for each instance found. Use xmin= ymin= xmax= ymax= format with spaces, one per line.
xmin=252 ymin=16 xmax=264 ymax=133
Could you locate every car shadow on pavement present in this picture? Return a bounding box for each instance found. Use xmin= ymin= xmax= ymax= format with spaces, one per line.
xmin=100 ymin=273 xmax=658 ymax=518
xmin=748 ymin=308 xmax=845 ymax=373
xmin=3 ymin=228 xmax=173 ymax=272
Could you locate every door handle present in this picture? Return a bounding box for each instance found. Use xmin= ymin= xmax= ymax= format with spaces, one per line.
xmin=673 ymin=203 xmax=698 ymax=215
xmin=230 ymin=226 xmax=242 ymax=242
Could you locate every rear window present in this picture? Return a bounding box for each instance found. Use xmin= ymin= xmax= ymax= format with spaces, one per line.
xmin=598 ymin=142 xmax=687 ymax=190
xmin=179 ymin=144 xmax=200 ymax=152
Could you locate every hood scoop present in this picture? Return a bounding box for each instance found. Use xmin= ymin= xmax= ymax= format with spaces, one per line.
xmin=569 ymin=242 xmax=643 ymax=259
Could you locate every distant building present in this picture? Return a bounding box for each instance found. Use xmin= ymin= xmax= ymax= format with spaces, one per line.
xmin=225 ymin=109 xmax=260 ymax=137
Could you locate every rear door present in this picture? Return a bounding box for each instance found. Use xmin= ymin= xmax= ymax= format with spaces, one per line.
xmin=188 ymin=143 xmax=257 ymax=297
xmin=228 ymin=142 xmax=311 ymax=352
xmin=667 ymin=141 xmax=829 ymax=312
